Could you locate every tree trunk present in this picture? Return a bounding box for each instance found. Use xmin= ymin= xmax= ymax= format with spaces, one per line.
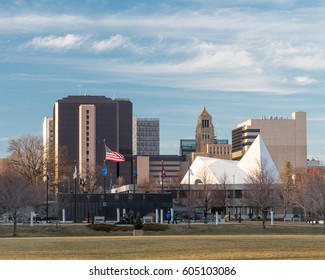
xmin=12 ymin=212 xmax=17 ymax=237
xmin=262 ymin=210 xmax=267 ymax=229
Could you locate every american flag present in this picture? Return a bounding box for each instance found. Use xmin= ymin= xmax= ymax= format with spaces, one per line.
xmin=105 ymin=144 xmax=125 ymax=162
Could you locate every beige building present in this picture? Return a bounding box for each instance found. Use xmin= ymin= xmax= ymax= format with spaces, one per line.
xmin=78 ymin=105 xmax=96 ymax=177
xmin=136 ymin=155 xmax=187 ymax=188
xmin=193 ymin=106 xmax=232 ymax=161
xmin=232 ymin=112 xmax=307 ymax=172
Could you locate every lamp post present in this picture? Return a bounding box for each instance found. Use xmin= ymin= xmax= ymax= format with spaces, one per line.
xmin=133 ymin=158 xmax=136 ymax=194
xmin=46 ymin=164 xmax=49 ymax=223
xmin=188 ymin=161 xmax=191 ymax=229
xmin=73 ymin=160 xmax=77 ymax=223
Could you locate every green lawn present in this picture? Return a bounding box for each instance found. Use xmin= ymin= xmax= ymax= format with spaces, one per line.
xmin=1 ymin=222 xmax=325 ymax=260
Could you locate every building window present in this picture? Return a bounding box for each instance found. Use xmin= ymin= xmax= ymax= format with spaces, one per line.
xmin=235 ymin=190 xmax=242 ymax=198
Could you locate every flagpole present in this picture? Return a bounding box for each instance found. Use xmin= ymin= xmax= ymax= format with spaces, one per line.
xmin=74 ymin=160 xmax=77 ymax=223
xmin=102 ymin=160 xmax=107 ymax=222
xmin=103 ymin=140 xmax=107 ymax=222
xmin=133 ymin=158 xmax=136 ymax=194
xmin=161 ymin=160 xmax=164 ymax=195
xmin=161 ymin=160 xmax=164 ymax=223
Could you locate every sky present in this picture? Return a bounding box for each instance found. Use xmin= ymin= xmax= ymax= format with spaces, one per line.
xmin=1 ymin=0 xmax=325 ymax=161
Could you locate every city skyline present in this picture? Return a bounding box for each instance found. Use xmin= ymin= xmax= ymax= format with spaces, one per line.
xmin=1 ymin=0 xmax=325 ymax=161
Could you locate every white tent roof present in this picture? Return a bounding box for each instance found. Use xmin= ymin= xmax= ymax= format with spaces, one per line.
xmin=181 ymin=135 xmax=279 ymax=185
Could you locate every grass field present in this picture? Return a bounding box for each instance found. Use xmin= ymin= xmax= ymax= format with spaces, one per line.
xmin=1 ymin=222 xmax=325 ymax=260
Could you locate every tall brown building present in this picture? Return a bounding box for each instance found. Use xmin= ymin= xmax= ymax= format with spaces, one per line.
xmin=45 ymin=95 xmax=133 ymax=192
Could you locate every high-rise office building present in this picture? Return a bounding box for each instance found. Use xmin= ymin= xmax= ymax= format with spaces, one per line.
xmin=133 ymin=117 xmax=159 ymax=155
xmin=50 ymin=95 xmax=133 ymax=189
xmin=179 ymin=139 xmax=196 ymax=160
xmin=232 ymin=112 xmax=307 ymax=172
xmin=43 ymin=116 xmax=54 ymax=160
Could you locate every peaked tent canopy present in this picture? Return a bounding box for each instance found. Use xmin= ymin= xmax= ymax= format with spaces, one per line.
xmin=181 ymin=135 xmax=280 ymax=185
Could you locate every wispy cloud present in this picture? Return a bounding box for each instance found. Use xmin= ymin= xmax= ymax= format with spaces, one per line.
xmin=25 ymin=34 xmax=87 ymax=50
xmin=294 ymin=76 xmax=317 ymax=85
xmin=92 ymin=34 xmax=142 ymax=53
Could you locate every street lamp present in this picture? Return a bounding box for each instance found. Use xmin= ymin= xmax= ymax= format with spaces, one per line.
xmin=73 ymin=160 xmax=77 ymax=223
xmin=46 ymin=163 xmax=49 ymax=223
xmin=188 ymin=161 xmax=191 ymax=229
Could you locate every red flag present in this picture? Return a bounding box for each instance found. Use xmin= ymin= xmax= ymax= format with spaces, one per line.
xmin=105 ymin=144 xmax=125 ymax=162
xmin=162 ymin=160 xmax=166 ymax=179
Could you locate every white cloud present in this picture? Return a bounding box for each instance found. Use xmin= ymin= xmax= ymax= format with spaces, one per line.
xmin=25 ymin=34 xmax=87 ymax=50
xmin=92 ymin=34 xmax=127 ymax=52
xmin=92 ymin=34 xmax=142 ymax=53
xmin=267 ymin=42 xmax=325 ymax=70
xmin=294 ymin=76 xmax=317 ymax=85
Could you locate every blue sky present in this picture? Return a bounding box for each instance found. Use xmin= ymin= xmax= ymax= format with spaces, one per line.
xmin=1 ymin=0 xmax=325 ymax=161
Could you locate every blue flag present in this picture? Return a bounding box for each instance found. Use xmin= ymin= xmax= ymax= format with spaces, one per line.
xmin=109 ymin=178 xmax=114 ymax=190
xmin=102 ymin=165 xmax=107 ymax=177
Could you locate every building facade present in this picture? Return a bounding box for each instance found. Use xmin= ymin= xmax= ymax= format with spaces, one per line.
xmin=135 ymin=155 xmax=188 ymax=191
xmin=49 ymin=95 xmax=133 ymax=191
xmin=43 ymin=116 xmax=54 ymax=164
xmin=179 ymin=139 xmax=196 ymax=161
xmin=232 ymin=112 xmax=307 ymax=172
xmin=133 ymin=117 xmax=159 ymax=156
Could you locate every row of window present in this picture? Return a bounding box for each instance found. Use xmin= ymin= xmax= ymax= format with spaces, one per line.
xmin=201 ymin=119 xmax=210 ymax=128
xmin=201 ymin=134 xmax=210 ymax=140
xmin=209 ymin=146 xmax=231 ymax=155
xmin=85 ymin=110 xmax=90 ymax=164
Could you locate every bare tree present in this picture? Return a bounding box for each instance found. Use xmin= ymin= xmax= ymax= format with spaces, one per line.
xmin=292 ymin=169 xmax=316 ymax=223
xmin=214 ymin=172 xmax=232 ymax=218
xmin=138 ymin=176 xmax=158 ymax=193
xmin=178 ymin=183 xmax=197 ymax=228
xmin=244 ymin=158 xmax=279 ymax=229
xmin=0 ymin=163 xmax=43 ymax=236
xmin=45 ymin=144 xmax=70 ymax=197
xmin=194 ymin=165 xmax=216 ymax=222
xmin=115 ymin=176 xmax=125 ymax=187
xmin=8 ymin=135 xmax=44 ymax=188
xmin=277 ymin=160 xmax=295 ymax=218
xmin=79 ymin=163 xmax=103 ymax=193
xmin=295 ymin=168 xmax=325 ymax=233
